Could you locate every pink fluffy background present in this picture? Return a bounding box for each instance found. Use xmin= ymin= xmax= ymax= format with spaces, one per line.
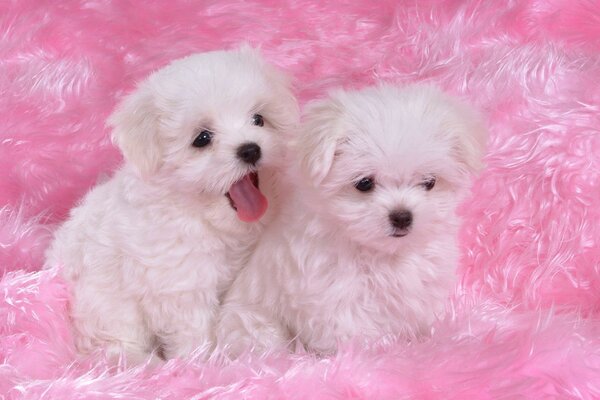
xmin=2 ymin=0 xmax=600 ymax=398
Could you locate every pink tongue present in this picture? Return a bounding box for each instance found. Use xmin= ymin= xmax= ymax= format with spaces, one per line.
xmin=228 ymin=174 xmax=268 ymax=222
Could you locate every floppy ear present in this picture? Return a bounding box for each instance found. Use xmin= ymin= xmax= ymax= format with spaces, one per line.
xmin=298 ymin=97 xmax=344 ymax=184
xmin=448 ymin=100 xmax=488 ymax=174
xmin=107 ymin=84 xmax=162 ymax=179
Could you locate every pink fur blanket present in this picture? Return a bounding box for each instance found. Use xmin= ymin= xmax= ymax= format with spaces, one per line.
xmin=2 ymin=1 xmax=600 ymax=398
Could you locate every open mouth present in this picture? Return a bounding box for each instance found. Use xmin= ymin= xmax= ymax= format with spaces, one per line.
xmin=390 ymin=231 xmax=408 ymax=238
xmin=225 ymin=172 xmax=268 ymax=223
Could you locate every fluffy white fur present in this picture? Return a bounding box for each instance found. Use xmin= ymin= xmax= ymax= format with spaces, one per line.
xmin=45 ymin=47 xmax=298 ymax=363
xmin=217 ymin=84 xmax=487 ymax=356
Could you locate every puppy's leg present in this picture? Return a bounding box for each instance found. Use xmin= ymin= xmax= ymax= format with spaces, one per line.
xmin=154 ymin=291 xmax=217 ymax=360
xmin=216 ymin=271 xmax=290 ymax=358
xmin=217 ymin=301 xmax=290 ymax=358
xmin=71 ymin=284 xmax=154 ymax=364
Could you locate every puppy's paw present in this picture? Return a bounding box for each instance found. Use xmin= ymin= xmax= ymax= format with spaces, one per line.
xmin=100 ymin=342 xmax=160 ymax=368
xmin=216 ymin=304 xmax=290 ymax=359
xmin=161 ymin=336 xmax=213 ymax=361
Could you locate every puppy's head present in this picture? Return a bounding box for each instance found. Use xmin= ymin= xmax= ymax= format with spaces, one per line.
xmin=299 ymin=84 xmax=486 ymax=252
xmin=108 ymin=46 xmax=298 ymax=222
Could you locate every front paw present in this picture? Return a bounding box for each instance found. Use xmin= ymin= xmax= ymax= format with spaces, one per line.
xmin=216 ymin=306 xmax=290 ymax=358
xmin=161 ymin=335 xmax=214 ymax=360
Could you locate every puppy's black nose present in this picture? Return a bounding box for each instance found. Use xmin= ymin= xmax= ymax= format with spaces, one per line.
xmin=237 ymin=142 xmax=261 ymax=165
xmin=389 ymin=210 xmax=413 ymax=230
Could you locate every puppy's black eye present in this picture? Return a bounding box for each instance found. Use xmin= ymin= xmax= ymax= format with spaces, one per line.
xmin=192 ymin=130 xmax=213 ymax=148
xmin=421 ymin=176 xmax=436 ymax=191
xmin=355 ymin=177 xmax=375 ymax=192
xmin=252 ymin=114 xmax=264 ymax=127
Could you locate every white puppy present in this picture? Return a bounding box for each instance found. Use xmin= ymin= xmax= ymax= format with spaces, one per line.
xmin=217 ymin=84 xmax=486 ymax=355
xmin=45 ymin=47 xmax=298 ymax=363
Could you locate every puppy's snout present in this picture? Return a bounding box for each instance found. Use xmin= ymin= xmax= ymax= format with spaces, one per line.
xmin=237 ymin=142 xmax=261 ymax=165
xmin=389 ymin=210 xmax=413 ymax=230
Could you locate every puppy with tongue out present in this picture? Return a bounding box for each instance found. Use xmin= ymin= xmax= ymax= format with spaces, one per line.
xmin=46 ymin=47 xmax=298 ymax=364
xmin=227 ymin=144 xmax=269 ymax=222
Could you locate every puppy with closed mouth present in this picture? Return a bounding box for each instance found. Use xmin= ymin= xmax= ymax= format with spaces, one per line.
xmin=45 ymin=47 xmax=298 ymax=363
xmin=217 ymin=83 xmax=486 ymax=356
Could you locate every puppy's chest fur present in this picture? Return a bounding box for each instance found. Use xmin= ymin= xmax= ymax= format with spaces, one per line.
xmin=123 ymin=204 xmax=257 ymax=298
xmin=51 ymin=170 xmax=260 ymax=299
xmin=278 ymin=224 xmax=457 ymax=353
